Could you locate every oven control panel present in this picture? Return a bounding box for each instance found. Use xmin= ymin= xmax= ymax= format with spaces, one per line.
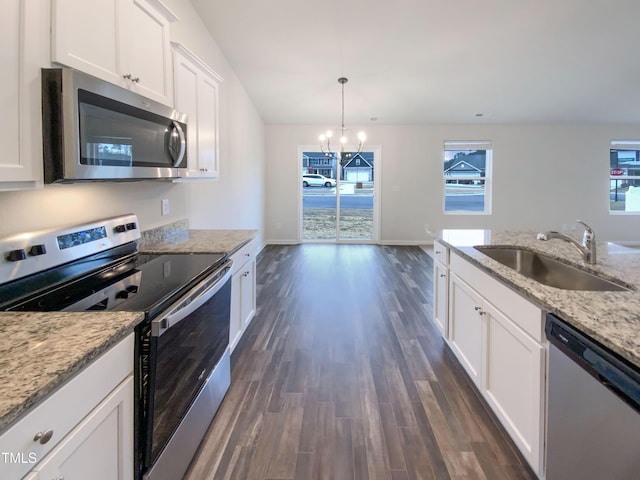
xmin=0 ymin=214 xmax=141 ymax=285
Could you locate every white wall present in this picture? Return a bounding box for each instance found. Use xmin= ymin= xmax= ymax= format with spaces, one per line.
xmin=0 ymin=0 xmax=265 ymax=246
xmin=266 ymin=124 xmax=640 ymax=243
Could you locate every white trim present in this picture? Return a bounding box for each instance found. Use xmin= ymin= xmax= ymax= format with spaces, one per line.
xmin=263 ymin=239 xmax=300 ymax=245
xmin=170 ymin=42 xmax=224 ymax=83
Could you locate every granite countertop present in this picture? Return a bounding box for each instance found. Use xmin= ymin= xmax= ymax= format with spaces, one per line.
xmin=139 ymin=229 xmax=258 ymax=255
xmin=437 ymin=229 xmax=640 ymax=368
xmin=0 ymin=226 xmax=258 ymax=434
xmin=0 ymin=311 xmax=143 ymax=434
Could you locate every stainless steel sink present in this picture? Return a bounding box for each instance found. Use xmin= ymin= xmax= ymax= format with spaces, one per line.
xmin=475 ymin=246 xmax=630 ymax=291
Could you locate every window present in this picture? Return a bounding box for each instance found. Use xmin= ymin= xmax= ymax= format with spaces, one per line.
xmin=443 ymin=141 xmax=492 ymax=214
xmin=610 ymin=141 xmax=640 ymax=213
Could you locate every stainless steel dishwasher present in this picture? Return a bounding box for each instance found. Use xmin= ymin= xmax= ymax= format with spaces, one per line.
xmin=545 ymin=314 xmax=640 ymax=480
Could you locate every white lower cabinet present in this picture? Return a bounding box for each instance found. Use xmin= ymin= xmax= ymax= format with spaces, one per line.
xmin=0 ymin=334 xmax=134 ymax=480
xmin=26 ymin=377 xmax=134 ymax=480
xmin=483 ymin=301 xmax=544 ymax=474
xmin=229 ymin=239 xmax=257 ymax=352
xmin=448 ymin=273 xmax=485 ymax=387
xmin=432 ymin=240 xmax=449 ymax=336
xmin=446 ymin=251 xmax=545 ymax=477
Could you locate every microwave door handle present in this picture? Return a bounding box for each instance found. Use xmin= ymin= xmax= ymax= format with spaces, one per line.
xmin=169 ymin=121 xmax=186 ymax=167
xmin=151 ymin=262 xmax=232 ymax=337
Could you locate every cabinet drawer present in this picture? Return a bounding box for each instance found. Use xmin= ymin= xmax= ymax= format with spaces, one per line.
xmin=229 ymin=238 xmax=256 ymax=274
xmin=0 ymin=334 xmax=134 ymax=480
xmin=433 ymin=240 xmax=449 ymax=265
xmin=450 ymin=252 xmax=543 ymax=341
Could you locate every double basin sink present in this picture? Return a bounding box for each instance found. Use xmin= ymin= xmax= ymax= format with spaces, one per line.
xmin=475 ymin=246 xmax=630 ymax=292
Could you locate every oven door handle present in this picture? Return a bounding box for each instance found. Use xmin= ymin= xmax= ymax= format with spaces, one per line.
xmin=151 ymin=260 xmax=232 ymax=337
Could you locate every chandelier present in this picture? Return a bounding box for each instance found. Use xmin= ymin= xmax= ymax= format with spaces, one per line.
xmin=319 ymin=77 xmax=366 ymax=164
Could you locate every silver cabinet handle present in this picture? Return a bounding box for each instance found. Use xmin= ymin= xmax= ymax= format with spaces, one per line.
xmin=244 ymin=253 xmax=251 ymax=257
xmin=132 ymin=76 xmax=140 ymax=83
xmin=474 ymin=306 xmax=485 ymax=315
xmin=122 ymin=73 xmax=132 ymax=80
xmin=242 ymin=271 xmax=250 ymax=277
xmin=439 ymin=273 xmax=446 ymax=278
xmin=34 ymin=429 xmax=54 ymax=444
xmin=435 ymin=250 xmax=441 ymax=254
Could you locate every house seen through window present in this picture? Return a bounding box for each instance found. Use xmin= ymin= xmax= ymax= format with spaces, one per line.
xmin=610 ymin=141 xmax=640 ymax=213
xmin=443 ymin=141 xmax=492 ymax=213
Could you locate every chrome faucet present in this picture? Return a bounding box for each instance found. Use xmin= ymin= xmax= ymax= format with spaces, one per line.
xmin=536 ymin=220 xmax=597 ymax=264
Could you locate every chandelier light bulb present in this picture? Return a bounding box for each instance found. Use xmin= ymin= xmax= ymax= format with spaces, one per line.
xmin=318 ymin=77 xmax=365 ymax=158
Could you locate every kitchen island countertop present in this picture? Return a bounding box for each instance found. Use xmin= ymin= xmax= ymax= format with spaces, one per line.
xmin=437 ymin=229 xmax=640 ymax=368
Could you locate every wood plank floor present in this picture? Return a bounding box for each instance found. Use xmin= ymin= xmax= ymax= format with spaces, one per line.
xmin=185 ymin=245 xmax=536 ymax=480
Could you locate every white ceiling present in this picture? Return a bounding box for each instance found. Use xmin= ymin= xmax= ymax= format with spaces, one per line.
xmin=192 ymin=0 xmax=640 ymax=126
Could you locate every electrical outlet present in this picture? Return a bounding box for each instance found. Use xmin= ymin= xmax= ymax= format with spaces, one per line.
xmin=161 ymin=199 xmax=170 ymax=216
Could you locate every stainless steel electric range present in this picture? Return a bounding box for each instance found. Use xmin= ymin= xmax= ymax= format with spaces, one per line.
xmin=0 ymin=214 xmax=233 ymax=480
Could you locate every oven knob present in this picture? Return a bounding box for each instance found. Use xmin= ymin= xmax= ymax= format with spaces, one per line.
xmin=125 ymin=285 xmax=139 ymax=294
xmin=116 ymin=290 xmax=130 ymax=299
xmin=28 ymin=244 xmax=47 ymax=256
xmin=114 ymin=224 xmax=127 ymax=233
xmin=6 ymin=249 xmax=27 ymax=262
xmin=125 ymin=222 xmax=137 ymax=231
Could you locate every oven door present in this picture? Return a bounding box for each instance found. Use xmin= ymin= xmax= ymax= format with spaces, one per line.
xmin=140 ymin=260 xmax=232 ymax=480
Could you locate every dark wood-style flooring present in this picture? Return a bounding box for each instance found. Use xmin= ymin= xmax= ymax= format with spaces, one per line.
xmin=185 ymin=245 xmax=536 ymax=480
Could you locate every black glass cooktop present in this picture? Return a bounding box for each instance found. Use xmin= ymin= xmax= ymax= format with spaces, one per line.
xmin=0 ymin=243 xmax=226 ymax=317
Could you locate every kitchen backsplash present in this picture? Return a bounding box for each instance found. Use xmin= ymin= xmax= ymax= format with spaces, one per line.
xmin=138 ymin=218 xmax=189 ymax=248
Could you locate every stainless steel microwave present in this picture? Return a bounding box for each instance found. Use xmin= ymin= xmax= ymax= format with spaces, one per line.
xmin=42 ymin=67 xmax=187 ymax=183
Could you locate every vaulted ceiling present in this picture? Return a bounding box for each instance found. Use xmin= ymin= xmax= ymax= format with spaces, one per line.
xmin=192 ymin=0 xmax=640 ymax=126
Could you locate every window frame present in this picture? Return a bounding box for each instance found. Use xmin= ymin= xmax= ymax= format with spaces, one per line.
xmin=443 ymin=141 xmax=493 ymax=215
xmin=609 ymin=141 xmax=640 ymax=215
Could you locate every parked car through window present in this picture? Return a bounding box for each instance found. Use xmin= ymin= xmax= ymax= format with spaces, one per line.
xmin=303 ymin=174 xmax=336 ymax=187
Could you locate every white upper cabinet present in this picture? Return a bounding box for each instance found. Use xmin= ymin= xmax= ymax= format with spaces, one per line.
xmin=52 ymin=0 xmax=177 ymax=106
xmin=0 ymin=0 xmax=48 ymax=190
xmin=172 ymin=43 xmax=223 ymax=179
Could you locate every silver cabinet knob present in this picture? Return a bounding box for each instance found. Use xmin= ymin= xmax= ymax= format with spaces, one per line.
xmin=33 ymin=429 xmax=54 ymax=444
xmin=244 ymin=253 xmax=251 ymax=257
xmin=242 ymin=271 xmax=250 ymax=277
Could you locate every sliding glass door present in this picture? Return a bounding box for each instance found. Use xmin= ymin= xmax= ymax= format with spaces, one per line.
xmin=301 ymin=150 xmax=377 ymax=242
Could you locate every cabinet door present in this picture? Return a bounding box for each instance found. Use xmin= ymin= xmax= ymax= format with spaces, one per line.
xmin=239 ymin=258 xmax=256 ymax=328
xmin=52 ymin=0 xmax=121 ymax=84
xmin=433 ymin=260 xmax=448 ymax=336
xmin=172 ymin=44 xmax=222 ymax=179
xmin=196 ymin=73 xmax=220 ymax=178
xmin=483 ymin=302 xmax=544 ymax=474
xmin=448 ymin=273 xmax=484 ymax=388
xmin=29 ymin=377 xmax=134 ymax=480
xmin=173 ymin=54 xmax=200 ymax=173
xmin=230 ymin=271 xmax=243 ymax=352
xmin=124 ymin=0 xmax=173 ymax=104
xmin=0 ymin=0 xmax=42 ymax=188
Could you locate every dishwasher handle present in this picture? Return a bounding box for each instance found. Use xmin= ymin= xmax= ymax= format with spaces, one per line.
xmin=546 ymin=313 xmax=640 ymax=413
